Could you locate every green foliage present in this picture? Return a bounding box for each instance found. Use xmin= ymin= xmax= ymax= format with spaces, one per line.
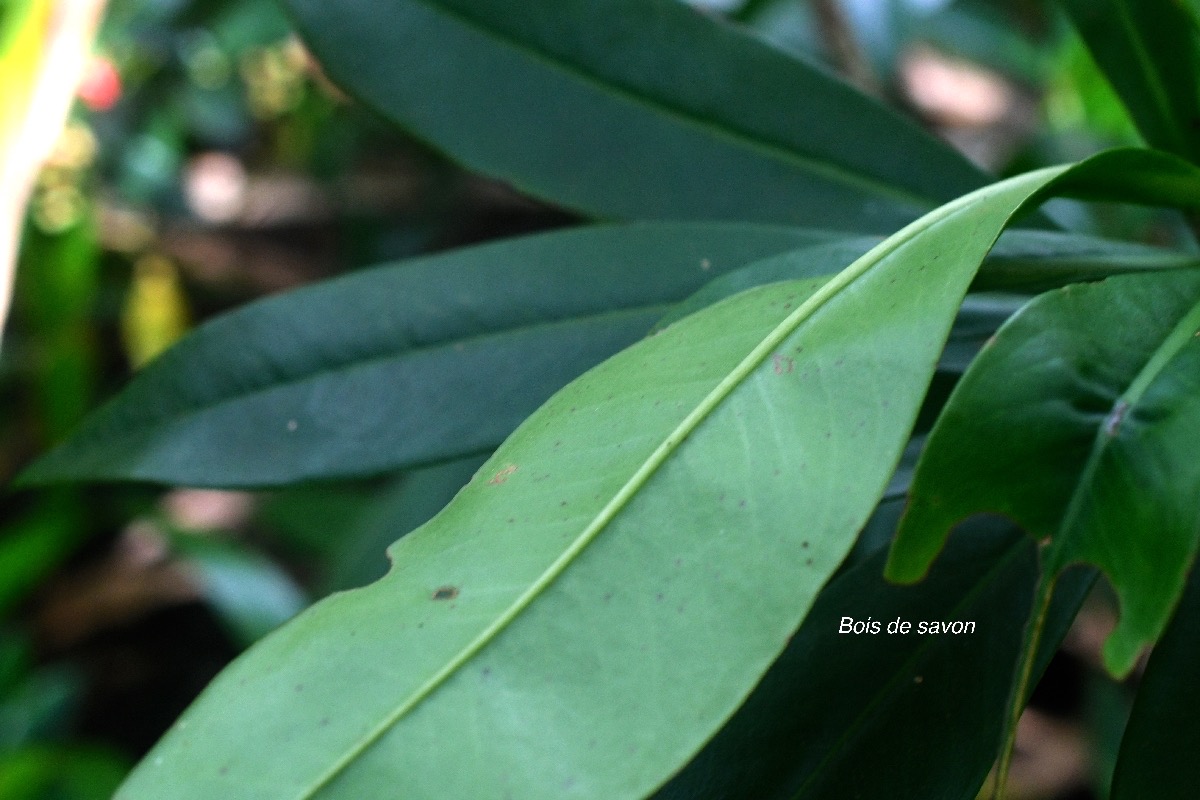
xmin=283 ymin=0 xmax=988 ymax=231
xmin=9 ymin=0 xmax=1200 ymax=798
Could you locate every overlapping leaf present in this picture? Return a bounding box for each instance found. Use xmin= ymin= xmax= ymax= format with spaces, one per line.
xmin=1061 ymin=0 xmax=1200 ymax=163
xmin=1111 ymin=564 xmax=1200 ymax=798
xmin=889 ymin=268 xmax=1200 ymax=677
xmin=22 ymin=222 xmax=1198 ymax=489
xmin=115 ymin=152 xmax=1200 ymax=799
xmin=656 ymin=525 xmax=1094 ymax=800
xmin=21 ymin=223 xmax=832 ymax=487
xmin=282 ymin=0 xmax=989 ymax=232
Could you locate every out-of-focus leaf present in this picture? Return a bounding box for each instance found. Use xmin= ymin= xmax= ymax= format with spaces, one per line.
xmin=0 ymin=496 xmax=87 ymax=615
xmin=656 ymin=526 xmax=1093 ymax=800
xmin=1060 ymin=0 xmax=1200 ymax=163
xmin=120 ymin=254 xmax=191 ymax=369
xmin=20 ymin=223 xmax=838 ymax=487
xmin=283 ymin=0 xmax=990 ymax=232
xmin=322 ymin=456 xmax=486 ymax=594
xmin=889 ymin=269 xmax=1200 ymax=677
xmin=0 ymin=631 xmax=81 ymax=751
xmin=170 ymin=534 xmax=308 ymax=647
xmin=114 ymin=151 xmax=1199 ymax=800
xmin=1111 ymin=564 xmax=1200 ymax=799
xmin=258 ymin=483 xmax=382 ymax=558
xmin=0 ymin=746 xmax=128 ymax=800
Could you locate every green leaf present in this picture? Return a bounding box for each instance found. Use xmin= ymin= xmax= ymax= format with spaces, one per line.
xmin=1111 ymin=564 xmax=1200 ymax=799
xmin=21 ymin=223 xmax=832 ymax=488
xmin=656 ymin=524 xmax=1094 ymax=800
xmin=1060 ymin=0 xmax=1200 ymax=163
xmin=282 ymin=0 xmax=988 ymax=231
xmin=115 ymin=151 xmax=1199 ymax=799
xmin=170 ymin=535 xmax=309 ymax=648
xmin=0 ymin=495 xmax=88 ymax=615
xmin=0 ymin=746 xmax=129 ymax=800
xmin=320 ymin=457 xmax=487 ymax=594
xmin=27 ymin=219 xmax=1193 ymax=490
xmin=659 ymin=230 xmax=1200 ymax=327
xmin=888 ymin=268 xmax=1200 ymax=677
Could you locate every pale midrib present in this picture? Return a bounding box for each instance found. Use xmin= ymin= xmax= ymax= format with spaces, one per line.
xmin=1048 ymin=292 xmax=1200 ymax=569
xmin=295 ymin=178 xmax=1000 ymax=799
xmin=336 ymin=0 xmax=943 ymax=211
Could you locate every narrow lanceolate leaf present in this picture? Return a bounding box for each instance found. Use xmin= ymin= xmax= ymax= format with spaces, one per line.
xmin=21 ymin=223 xmax=833 ymax=487
xmin=656 ymin=526 xmax=1094 ymax=800
xmin=282 ymin=0 xmax=988 ymax=232
xmin=1060 ymin=0 xmax=1200 ymax=163
xmin=1111 ymin=565 xmax=1200 ymax=799
xmin=116 ymin=151 xmax=1200 ymax=799
xmin=659 ymin=229 xmax=1200 ymax=326
xmin=889 ymin=268 xmax=1200 ymax=677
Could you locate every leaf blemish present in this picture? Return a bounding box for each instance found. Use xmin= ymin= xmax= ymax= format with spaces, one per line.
xmin=488 ymin=464 xmax=518 ymax=484
xmin=1104 ymin=401 xmax=1130 ymax=437
xmin=432 ymin=586 xmax=459 ymax=601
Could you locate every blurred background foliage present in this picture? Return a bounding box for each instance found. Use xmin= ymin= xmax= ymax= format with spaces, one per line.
xmin=0 ymin=0 xmax=1192 ymax=797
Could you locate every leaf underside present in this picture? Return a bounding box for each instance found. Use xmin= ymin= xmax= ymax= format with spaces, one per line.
xmin=115 ymin=151 xmax=1200 ymax=799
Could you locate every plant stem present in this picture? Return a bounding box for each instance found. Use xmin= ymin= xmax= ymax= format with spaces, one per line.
xmin=992 ymin=570 xmax=1058 ymax=799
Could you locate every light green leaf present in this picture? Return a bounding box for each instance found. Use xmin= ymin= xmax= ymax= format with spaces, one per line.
xmin=115 ymin=151 xmax=1200 ymax=799
xmin=889 ymin=269 xmax=1200 ymax=677
xmin=283 ymin=0 xmax=988 ymax=231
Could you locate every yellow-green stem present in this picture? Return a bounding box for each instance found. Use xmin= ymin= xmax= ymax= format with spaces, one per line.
xmin=993 ymin=570 xmax=1058 ymax=799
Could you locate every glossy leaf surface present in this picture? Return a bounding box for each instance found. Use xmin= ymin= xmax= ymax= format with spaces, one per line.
xmin=283 ymin=0 xmax=988 ymax=231
xmin=889 ymin=269 xmax=1200 ymax=676
xmin=116 ymin=152 xmax=1199 ymax=799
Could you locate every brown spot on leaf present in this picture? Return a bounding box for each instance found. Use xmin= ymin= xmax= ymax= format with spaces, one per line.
xmin=433 ymin=586 xmax=459 ymax=601
xmin=488 ymin=464 xmax=518 ymax=485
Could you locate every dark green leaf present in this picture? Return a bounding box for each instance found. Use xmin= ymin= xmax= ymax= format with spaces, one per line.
xmin=283 ymin=0 xmax=988 ymax=231
xmin=657 ymin=526 xmax=1093 ymax=800
xmin=0 ymin=747 xmax=129 ymax=800
xmin=321 ymin=456 xmax=486 ymax=594
xmin=889 ymin=268 xmax=1200 ymax=676
xmin=1111 ymin=564 xmax=1200 ymax=799
xmin=22 ymin=223 xmax=830 ymax=488
xmin=659 ymin=229 xmax=1200 ymax=327
xmin=1060 ymin=0 xmax=1200 ymax=163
